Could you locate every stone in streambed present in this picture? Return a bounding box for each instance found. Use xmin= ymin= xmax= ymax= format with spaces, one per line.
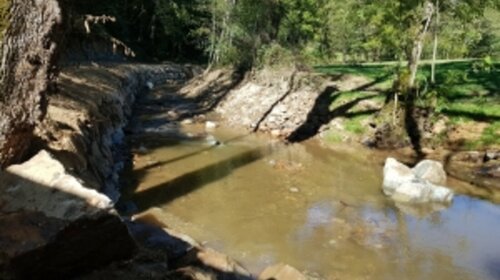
xmin=382 ymin=158 xmax=416 ymax=196
xmin=259 ymin=263 xmax=307 ymax=280
xmin=382 ymin=157 xmax=454 ymax=204
xmin=391 ymin=181 xmax=454 ymax=204
xmin=181 ymin=118 xmax=194 ymax=125
xmin=412 ymin=160 xmax=447 ymax=185
xmin=205 ymin=135 xmax=221 ymax=146
xmin=205 ymin=121 xmax=218 ymax=130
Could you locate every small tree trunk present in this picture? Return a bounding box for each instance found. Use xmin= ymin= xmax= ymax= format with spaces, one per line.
xmin=0 ymin=0 xmax=64 ymax=168
xmin=408 ymin=1 xmax=434 ymax=88
xmin=431 ymin=0 xmax=440 ymax=84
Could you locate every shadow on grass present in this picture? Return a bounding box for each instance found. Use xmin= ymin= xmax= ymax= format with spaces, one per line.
xmin=287 ymin=73 xmax=391 ymax=142
xmin=315 ymin=64 xmax=392 ymax=79
xmin=430 ymin=62 xmax=499 ymax=98
xmin=441 ymin=108 xmax=500 ymax=122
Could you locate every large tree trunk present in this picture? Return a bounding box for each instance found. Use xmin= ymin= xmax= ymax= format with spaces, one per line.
xmin=408 ymin=1 xmax=434 ymax=88
xmin=0 ymin=0 xmax=64 ymax=168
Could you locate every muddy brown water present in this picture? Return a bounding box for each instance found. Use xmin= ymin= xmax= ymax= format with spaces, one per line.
xmin=124 ymin=123 xmax=500 ymax=280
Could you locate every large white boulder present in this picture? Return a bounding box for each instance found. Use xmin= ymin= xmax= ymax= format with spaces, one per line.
xmin=382 ymin=158 xmax=454 ymax=204
xmin=382 ymin=158 xmax=416 ymax=196
xmin=391 ymin=181 xmax=454 ymax=204
xmin=412 ymin=159 xmax=447 ymax=185
xmin=2 ymin=150 xmax=113 ymax=220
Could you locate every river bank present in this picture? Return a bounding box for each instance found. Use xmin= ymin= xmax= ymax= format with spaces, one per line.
xmin=1 ymin=62 xmax=498 ymax=279
xmin=181 ymin=66 xmax=499 ymax=201
xmin=118 ymin=66 xmax=500 ymax=279
xmin=0 ymin=63 xmax=265 ymax=279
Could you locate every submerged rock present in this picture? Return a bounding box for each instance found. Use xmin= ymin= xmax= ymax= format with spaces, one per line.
xmin=0 ymin=150 xmax=136 ymax=279
xmin=259 ymin=263 xmax=307 ymax=280
xmin=205 ymin=135 xmax=221 ymax=146
xmin=382 ymin=158 xmax=454 ymax=204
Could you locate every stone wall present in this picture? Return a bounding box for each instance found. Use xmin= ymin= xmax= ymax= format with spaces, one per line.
xmin=35 ymin=63 xmax=189 ymax=200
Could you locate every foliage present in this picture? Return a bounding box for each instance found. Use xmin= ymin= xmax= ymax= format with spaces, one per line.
xmin=344 ymin=116 xmax=369 ymax=135
xmin=317 ymin=60 xmax=500 ymax=120
xmin=70 ymin=0 xmax=211 ymax=62
xmin=207 ymin=0 xmax=282 ymax=68
xmin=479 ymin=122 xmax=500 ymax=146
xmin=12 ymin=0 xmax=499 ymax=65
xmin=255 ymin=43 xmax=295 ymax=68
xmin=472 ymin=55 xmax=496 ymax=72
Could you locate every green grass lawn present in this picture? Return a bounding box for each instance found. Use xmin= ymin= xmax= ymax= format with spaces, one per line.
xmin=315 ymin=60 xmax=500 ymax=147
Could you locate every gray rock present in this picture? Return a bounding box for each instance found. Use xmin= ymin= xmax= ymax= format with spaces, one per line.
xmin=289 ymin=187 xmax=300 ymax=193
xmin=181 ymin=118 xmax=194 ymax=125
xmin=382 ymin=158 xmax=454 ymax=204
xmin=382 ymin=157 xmax=416 ymax=196
xmin=412 ymin=160 xmax=447 ymax=185
xmin=0 ymin=150 xmax=136 ymax=278
xmin=2 ymin=151 xmax=113 ymax=220
xmin=391 ymin=181 xmax=454 ymax=204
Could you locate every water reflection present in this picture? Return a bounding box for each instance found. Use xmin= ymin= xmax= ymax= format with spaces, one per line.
xmin=126 ymin=127 xmax=500 ymax=280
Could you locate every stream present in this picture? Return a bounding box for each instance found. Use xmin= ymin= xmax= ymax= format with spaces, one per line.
xmin=120 ymin=83 xmax=500 ymax=280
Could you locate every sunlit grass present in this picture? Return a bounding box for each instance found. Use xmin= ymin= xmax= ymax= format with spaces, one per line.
xmin=344 ymin=115 xmax=369 ymax=135
xmin=464 ymin=122 xmax=500 ymax=149
xmin=316 ymin=60 xmax=500 ymax=123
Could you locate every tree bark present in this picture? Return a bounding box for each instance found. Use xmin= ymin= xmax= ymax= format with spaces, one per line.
xmin=408 ymin=1 xmax=434 ymax=88
xmin=0 ymin=0 xmax=64 ymax=168
xmin=431 ymin=0 xmax=440 ymax=84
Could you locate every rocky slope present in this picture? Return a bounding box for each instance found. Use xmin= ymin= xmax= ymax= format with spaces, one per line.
xmin=35 ymin=63 xmax=190 ymax=199
xmin=0 ymin=63 xmax=190 ymax=278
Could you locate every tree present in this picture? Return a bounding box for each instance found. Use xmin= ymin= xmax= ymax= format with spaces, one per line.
xmin=408 ymin=1 xmax=434 ymax=88
xmin=431 ymin=0 xmax=440 ymax=84
xmin=0 ymin=0 xmax=64 ymax=168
